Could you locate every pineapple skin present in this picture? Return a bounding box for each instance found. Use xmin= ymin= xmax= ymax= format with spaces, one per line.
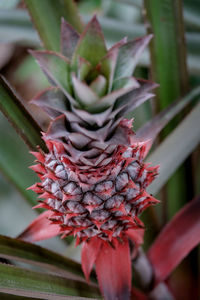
xmin=31 ymin=124 xmax=158 ymax=244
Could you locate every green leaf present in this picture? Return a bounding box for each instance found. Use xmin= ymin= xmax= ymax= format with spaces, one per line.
xmin=0 ymin=76 xmax=47 ymax=207
xmin=0 ymin=263 xmax=100 ymax=299
xmin=147 ymin=102 xmax=200 ymax=195
xmin=144 ymin=0 xmax=190 ymax=219
xmin=24 ymin=0 xmax=83 ymax=51
xmin=72 ymin=75 xmax=99 ymax=106
xmin=73 ymin=16 xmax=107 ymax=67
xmin=0 ymin=114 xmax=37 ymax=206
xmin=90 ymin=75 xmax=107 ymax=97
xmin=0 ymin=235 xmax=86 ymax=280
xmin=144 ymin=0 xmax=189 ymax=108
xmin=0 ymin=76 xmax=46 ymax=152
xmin=136 ymin=85 xmax=200 ymax=145
xmin=114 ymin=35 xmax=152 ymax=80
xmin=30 ymin=51 xmax=72 ymax=97
xmin=31 ymin=87 xmax=68 ymax=119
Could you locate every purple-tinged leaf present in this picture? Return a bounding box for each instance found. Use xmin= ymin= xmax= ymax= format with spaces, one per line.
xmin=90 ymin=75 xmax=107 ymax=97
xmin=147 ymin=102 xmax=200 ymax=194
xmin=72 ymin=75 xmax=99 ymax=106
xmin=114 ymin=80 xmax=157 ymax=119
xmin=95 ymin=237 xmax=131 ymax=300
xmin=119 ymin=93 xmax=154 ymax=119
xmin=72 ymin=106 xmax=112 ymax=127
xmin=112 ymin=76 xmax=139 ymax=91
xmin=31 ymin=87 xmax=67 ymax=119
xmin=18 ymin=211 xmax=61 ymax=242
xmin=115 ymin=80 xmax=157 ymax=109
xmin=46 ymin=115 xmax=70 ymax=140
xmin=73 ymin=15 xmax=107 ymax=67
xmin=96 ymin=38 xmax=127 ymax=94
xmin=114 ymin=35 xmax=153 ymax=80
xmin=100 ymin=46 xmax=119 ymax=92
xmin=136 ymin=85 xmax=200 ymax=151
xmin=70 ymin=119 xmax=113 ymax=141
xmin=148 ymin=196 xmax=200 ymax=284
xmin=108 ymin=37 xmax=128 ymax=51
xmin=61 ymin=18 xmax=80 ymax=59
xmin=30 ymin=50 xmax=76 ymax=105
xmin=89 ymin=81 xmax=139 ymax=113
xmin=69 ymin=132 xmax=91 ymax=148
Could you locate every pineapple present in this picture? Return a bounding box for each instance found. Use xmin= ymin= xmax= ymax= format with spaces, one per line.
xmin=27 ymin=16 xmax=159 ymax=300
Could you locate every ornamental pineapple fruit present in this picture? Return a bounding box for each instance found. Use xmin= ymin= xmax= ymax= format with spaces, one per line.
xmin=27 ymin=16 xmax=159 ymax=299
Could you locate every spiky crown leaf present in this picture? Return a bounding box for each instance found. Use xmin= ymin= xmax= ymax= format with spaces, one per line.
xmin=30 ymin=17 xmax=157 ymax=157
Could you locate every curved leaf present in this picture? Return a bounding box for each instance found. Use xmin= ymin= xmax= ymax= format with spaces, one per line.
xmin=148 ymin=196 xmax=200 ymax=284
xmin=73 ymin=16 xmax=107 ymax=67
xmin=61 ymin=18 xmax=80 ymax=59
xmin=0 ymin=263 xmax=100 ymax=299
xmin=30 ymin=51 xmax=72 ymax=97
xmin=147 ymin=102 xmax=200 ymax=195
xmin=0 ymin=76 xmax=46 ymax=151
xmin=24 ymin=0 xmax=83 ymax=51
xmin=0 ymin=113 xmax=38 ymax=206
xmin=114 ymin=35 xmax=152 ymax=80
xmin=0 ymin=234 xmax=90 ymax=281
xmin=136 ymin=86 xmax=200 ymax=153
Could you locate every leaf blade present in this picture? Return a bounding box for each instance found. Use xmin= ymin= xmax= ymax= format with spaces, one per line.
xmin=24 ymin=0 xmax=83 ymax=51
xmin=0 ymin=114 xmax=38 ymax=207
xmin=136 ymin=86 xmax=200 ymax=152
xmin=0 ymin=76 xmax=46 ymax=151
xmin=0 ymin=235 xmax=87 ymax=280
xmin=0 ymin=263 xmax=100 ymax=298
xmin=148 ymin=196 xmax=200 ymax=283
xmin=147 ymin=102 xmax=200 ymax=195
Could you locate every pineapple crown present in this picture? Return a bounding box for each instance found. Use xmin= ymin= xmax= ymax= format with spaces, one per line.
xmin=30 ymin=16 xmax=157 ymax=159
